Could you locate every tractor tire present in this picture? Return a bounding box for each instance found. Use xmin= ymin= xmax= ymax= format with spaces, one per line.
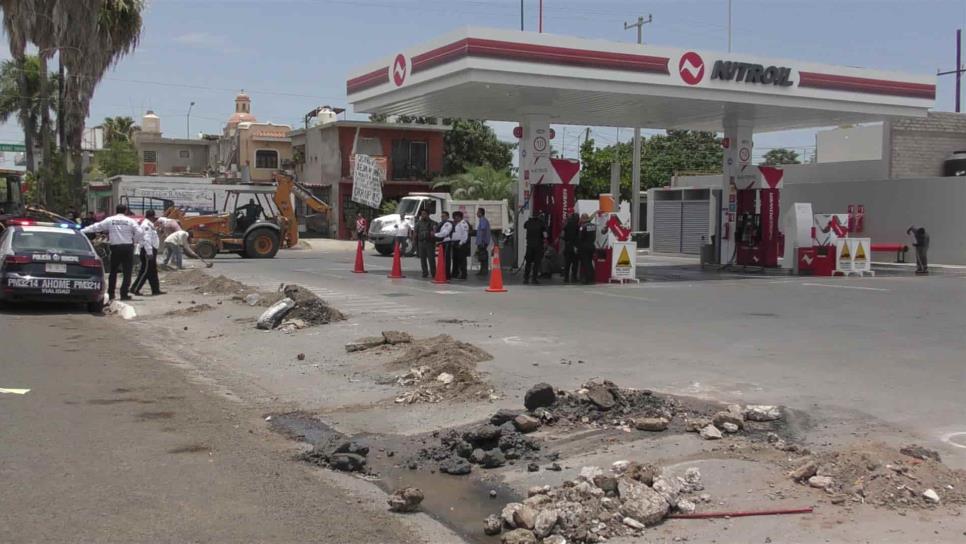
xmin=194 ymin=240 xmax=218 ymax=260
xmin=375 ymin=244 xmax=394 ymax=256
xmin=244 ymin=228 xmax=280 ymax=259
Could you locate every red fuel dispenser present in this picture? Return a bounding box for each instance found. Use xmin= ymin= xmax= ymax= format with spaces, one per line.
xmin=734 ymin=166 xmax=783 ymax=267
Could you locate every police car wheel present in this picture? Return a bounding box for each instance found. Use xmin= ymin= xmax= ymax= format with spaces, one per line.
xmin=87 ymin=299 xmax=105 ymax=313
xmin=375 ymin=244 xmax=393 ymax=256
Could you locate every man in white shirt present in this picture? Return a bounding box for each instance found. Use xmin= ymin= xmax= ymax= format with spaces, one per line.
xmin=132 ymin=210 xmax=164 ymax=296
xmin=161 ymin=229 xmax=202 ymax=270
xmin=155 ymin=216 xmax=182 ymax=263
xmin=81 ymin=204 xmax=143 ymax=300
xmin=395 ymin=213 xmax=411 ymax=254
xmin=450 ymin=210 xmax=470 ymax=280
xmin=434 ymin=211 xmax=454 ymax=280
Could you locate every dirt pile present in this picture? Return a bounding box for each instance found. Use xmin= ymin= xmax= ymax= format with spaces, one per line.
xmin=384 ymin=335 xmax=495 ymax=404
xmin=786 ymin=442 xmax=966 ymax=509
xmin=276 ymin=284 xmax=345 ymax=325
xmin=485 ymin=461 xmax=706 ymax=543
xmin=413 ymin=423 xmax=545 ymax=475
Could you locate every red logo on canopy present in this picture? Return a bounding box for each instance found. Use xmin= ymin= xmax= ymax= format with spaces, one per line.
xmin=392 ymin=54 xmax=408 ymax=87
xmin=678 ymin=52 xmax=705 ymax=85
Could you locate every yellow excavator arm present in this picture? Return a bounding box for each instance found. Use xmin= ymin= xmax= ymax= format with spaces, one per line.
xmin=272 ymin=173 xmax=331 ymax=247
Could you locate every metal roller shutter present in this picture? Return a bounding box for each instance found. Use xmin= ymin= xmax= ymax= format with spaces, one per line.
xmin=652 ymin=201 xmax=682 ymax=253
xmin=681 ymin=200 xmax=710 ymax=255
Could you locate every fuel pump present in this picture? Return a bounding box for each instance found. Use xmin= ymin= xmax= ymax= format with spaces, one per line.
xmin=734 ymin=166 xmax=783 ymax=267
xmin=529 ymin=158 xmax=580 ymax=253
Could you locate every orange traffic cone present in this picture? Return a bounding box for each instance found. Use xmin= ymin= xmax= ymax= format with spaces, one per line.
xmin=352 ymin=239 xmax=367 ymax=273
xmin=485 ymin=244 xmax=507 ymax=293
xmin=431 ymin=244 xmax=449 ymax=284
xmin=388 ymin=238 xmax=406 ymax=279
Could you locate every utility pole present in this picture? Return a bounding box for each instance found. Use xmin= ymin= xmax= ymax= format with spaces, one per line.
xmin=625 ymin=14 xmax=652 ymax=233
xmin=938 ymin=29 xmax=964 ymax=113
xmin=186 ymin=101 xmax=195 ymax=139
xmin=520 ymin=0 xmax=524 ymax=31
xmin=727 ymin=0 xmax=732 ymax=52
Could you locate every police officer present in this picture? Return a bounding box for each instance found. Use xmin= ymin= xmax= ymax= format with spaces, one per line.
xmin=414 ymin=209 xmax=437 ymax=278
xmin=562 ymin=212 xmax=579 ymax=283
xmin=434 ymin=211 xmax=454 ymax=279
xmin=523 ymin=213 xmax=546 ymax=284
xmin=451 ymin=211 xmax=470 ymax=280
xmin=577 ymin=213 xmax=597 ymax=285
xmin=81 ymin=204 xmax=144 ymax=301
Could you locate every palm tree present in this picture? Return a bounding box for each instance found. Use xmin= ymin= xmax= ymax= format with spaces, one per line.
xmin=0 ymin=56 xmax=43 ymax=172
xmin=432 ymin=165 xmax=514 ymax=201
xmin=102 ymin=115 xmax=137 ymax=144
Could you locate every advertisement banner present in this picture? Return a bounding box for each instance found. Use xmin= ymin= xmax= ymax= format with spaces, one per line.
xmin=351 ymin=154 xmax=384 ymax=208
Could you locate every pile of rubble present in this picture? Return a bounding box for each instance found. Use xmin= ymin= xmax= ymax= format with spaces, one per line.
xmin=300 ymin=438 xmax=372 ymax=474
xmin=520 ymin=380 xmax=784 ymax=441
xmin=348 ymin=333 xmax=497 ymax=404
xmin=416 ymin=415 xmax=544 ymax=475
xmin=786 ymin=442 xmax=966 ymax=509
xmin=163 ymin=269 xmax=252 ymax=296
xmin=255 ymin=284 xmax=344 ymax=330
xmin=485 ymin=461 xmax=706 ymax=543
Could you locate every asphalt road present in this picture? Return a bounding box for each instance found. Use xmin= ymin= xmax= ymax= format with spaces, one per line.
xmin=0 ymin=306 xmax=434 ymax=544
xmin=205 ymin=240 xmax=966 ymax=469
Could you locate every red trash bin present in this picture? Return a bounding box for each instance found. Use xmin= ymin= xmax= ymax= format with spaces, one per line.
xmin=594 ymin=248 xmax=611 ymax=284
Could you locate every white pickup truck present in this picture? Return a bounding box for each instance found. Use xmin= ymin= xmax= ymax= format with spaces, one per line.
xmin=368 ymin=192 xmax=510 ymax=255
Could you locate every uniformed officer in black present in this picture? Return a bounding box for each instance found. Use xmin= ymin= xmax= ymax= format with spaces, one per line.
xmin=414 ymin=209 xmax=437 ymax=278
xmin=577 ymin=213 xmax=597 ymax=285
xmin=523 ymin=213 xmax=546 ymax=284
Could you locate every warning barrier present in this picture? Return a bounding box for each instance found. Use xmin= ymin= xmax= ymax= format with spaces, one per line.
xmin=609 ymin=240 xmax=640 ymax=284
xmin=834 ymin=238 xmax=873 ymax=276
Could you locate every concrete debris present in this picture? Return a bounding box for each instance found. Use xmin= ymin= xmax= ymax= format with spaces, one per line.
xmin=722 ymin=422 xmax=739 ymax=433
xmin=744 ymin=404 xmax=782 ymax=422
xmin=491 ymin=409 xmax=526 ymax=426
xmin=685 ymin=417 xmax=711 ymax=432
xmin=105 ymin=300 xmax=137 ymax=320
xmin=652 ymin=476 xmax=684 ymax=507
xmin=513 ymin=414 xmax=542 ymax=433
xmin=900 ymin=444 xmax=942 ymax=463
xmin=611 ymin=460 xmax=630 ymax=474
xmin=525 ymin=383 xmax=557 ymax=410
xmin=346 ymin=336 xmax=387 ymax=353
xmin=621 ymin=517 xmax=645 ymax=530
xmin=789 ymin=460 xmax=818 ymax=482
xmin=593 ymin=475 xmax=618 ymax=495
xmin=296 ymin=352 xmax=306 ymax=361
xmin=618 ymin=478 xmax=670 ymax=526
xmin=276 ymin=284 xmax=345 ymax=325
xmin=439 ymin=457 xmax=472 ymax=475
xmin=387 ymin=487 xmax=424 ymax=513
xmin=382 ymin=330 xmax=413 ymax=345
xmin=584 ymin=381 xmax=617 ymax=410
xmin=633 ymin=417 xmax=669 ymax=432
xmin=484 ymin=513 xmax=503 ymax=535
xmin=579 ymin=466 xmax=604 ymax=482
xmin=676 ymin=498 xmax=696 ymax=514
xmin=623 ymin=462 xmax=660 ymax=487
xmin=543 ymin=536 xmax=567 ymax=544
xmin=923 ymin=488 xmax=940 ymax=503
xmin=512 ymin=504 xmax=538 ymax=530
xmin=278 ymin=318 xmax=306 ymax=332
xmin=712 ymin=411 xmax=744 ymax=430
xmin=699 ymin=424 xmax=723 ymax=440
xmin=436 ymin=372 xmax=455 ymax=385
xmin=684 ymin=467 xmax=702 ymax=490
xmin=808 ymin=475 xmax=834 ymax=489
xmin=243 ymin=293 xmax=261 ymax=306
xmin=502 ymin=503 xmax=525 ymax=526
xmin=329 ymin=452 xmax=366 ymax=472
xmin=501 ymin=528 xmax=538 ymax=544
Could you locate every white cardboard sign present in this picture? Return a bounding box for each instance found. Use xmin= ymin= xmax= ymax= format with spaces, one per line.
xmin=351 ymin=154 xmax=384 ymax=208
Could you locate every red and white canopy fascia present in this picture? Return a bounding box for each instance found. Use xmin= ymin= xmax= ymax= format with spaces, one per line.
xmin=347 ymin=27 xmax=934 ymax=132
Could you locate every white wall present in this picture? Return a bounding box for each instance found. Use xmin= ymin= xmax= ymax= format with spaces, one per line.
xmin=816 ymin=124 xmax=883 ymax=163
xmin=782 ymin=177 xmax=966 ymax=265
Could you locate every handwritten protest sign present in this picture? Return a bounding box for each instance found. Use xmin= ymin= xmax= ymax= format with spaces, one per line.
xmin=351 ymin=154 xmax=384 ymax=208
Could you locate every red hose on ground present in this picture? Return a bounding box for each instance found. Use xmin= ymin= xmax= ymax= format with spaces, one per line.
xmin=667 ymin=507 xmax=813 ymax=520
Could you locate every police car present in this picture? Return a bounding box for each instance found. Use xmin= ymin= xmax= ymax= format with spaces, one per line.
xmin=0 ymin=220 xmax=106 ymax=312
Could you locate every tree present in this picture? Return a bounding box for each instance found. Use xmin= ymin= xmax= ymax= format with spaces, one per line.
xmin=93 ymin=139 xmax=138 ymax=177
xmin=0 ymin=56 xmax=45 ymax=173
xmin=577 ymin=130 xmax=722 ymax=200
xmin=760 ymin=148 xmax=801 ymax=166
xmin=102 ymin=115 xmax=138 ymax=144
xmin=432 ymin=164 xmax=513 ymax=201
xmin=443 ymin=120 xmax=513 ymax=176
xmin=368 ymin=112 xmax=389 ymax=123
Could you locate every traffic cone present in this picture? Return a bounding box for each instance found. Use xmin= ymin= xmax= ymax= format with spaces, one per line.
xmin=485 ymin=244 xmax=507 ymax=293
xmin=352 ymin=239 xmax=367 ymax=273
xmin=388 ymin=238 xmax=406 ymax=279
xmin=432 ymin=244 xmax=449 ymax=284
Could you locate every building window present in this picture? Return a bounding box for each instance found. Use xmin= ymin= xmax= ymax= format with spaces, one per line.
xmin=255 ymin=149 xmax=279 ymax=169
xmin=143 ymin=150 xmax=157 ymax=163
xmin=179 ymin=149 xmax=190 ymax=159
xmin=390 ymin=139 xmax=428 ymax=180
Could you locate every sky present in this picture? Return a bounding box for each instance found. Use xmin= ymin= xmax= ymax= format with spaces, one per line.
xmin=2 ymin=0 xmax=966 ymax=166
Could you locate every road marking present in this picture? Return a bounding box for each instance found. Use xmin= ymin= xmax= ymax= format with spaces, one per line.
xmin=941 ymin=432 xmax=966 ymax=449
xmin=0 ymin=388 xmax=30 ymax=395
xmin=801 ymin=282 xmax=890 ymax=292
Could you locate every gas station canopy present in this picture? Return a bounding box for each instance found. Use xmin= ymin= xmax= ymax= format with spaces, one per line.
xmin=347 ymin=27 xmax=935 ymax=132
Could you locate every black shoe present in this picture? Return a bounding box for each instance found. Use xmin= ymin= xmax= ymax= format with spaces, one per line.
xmin=151 ymin=291 xmax=167 ymax=296
xmin=422 ymin=273 xmax=429 ymax=278
xmin=132 ymin=290 xmax=142 ymax=296
xmin=120 ymin=295 xmax=133 ymax=301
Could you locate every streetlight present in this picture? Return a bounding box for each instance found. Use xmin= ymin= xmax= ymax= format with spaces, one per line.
xmin=186 ymin=101 xmax=195 ymax=139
